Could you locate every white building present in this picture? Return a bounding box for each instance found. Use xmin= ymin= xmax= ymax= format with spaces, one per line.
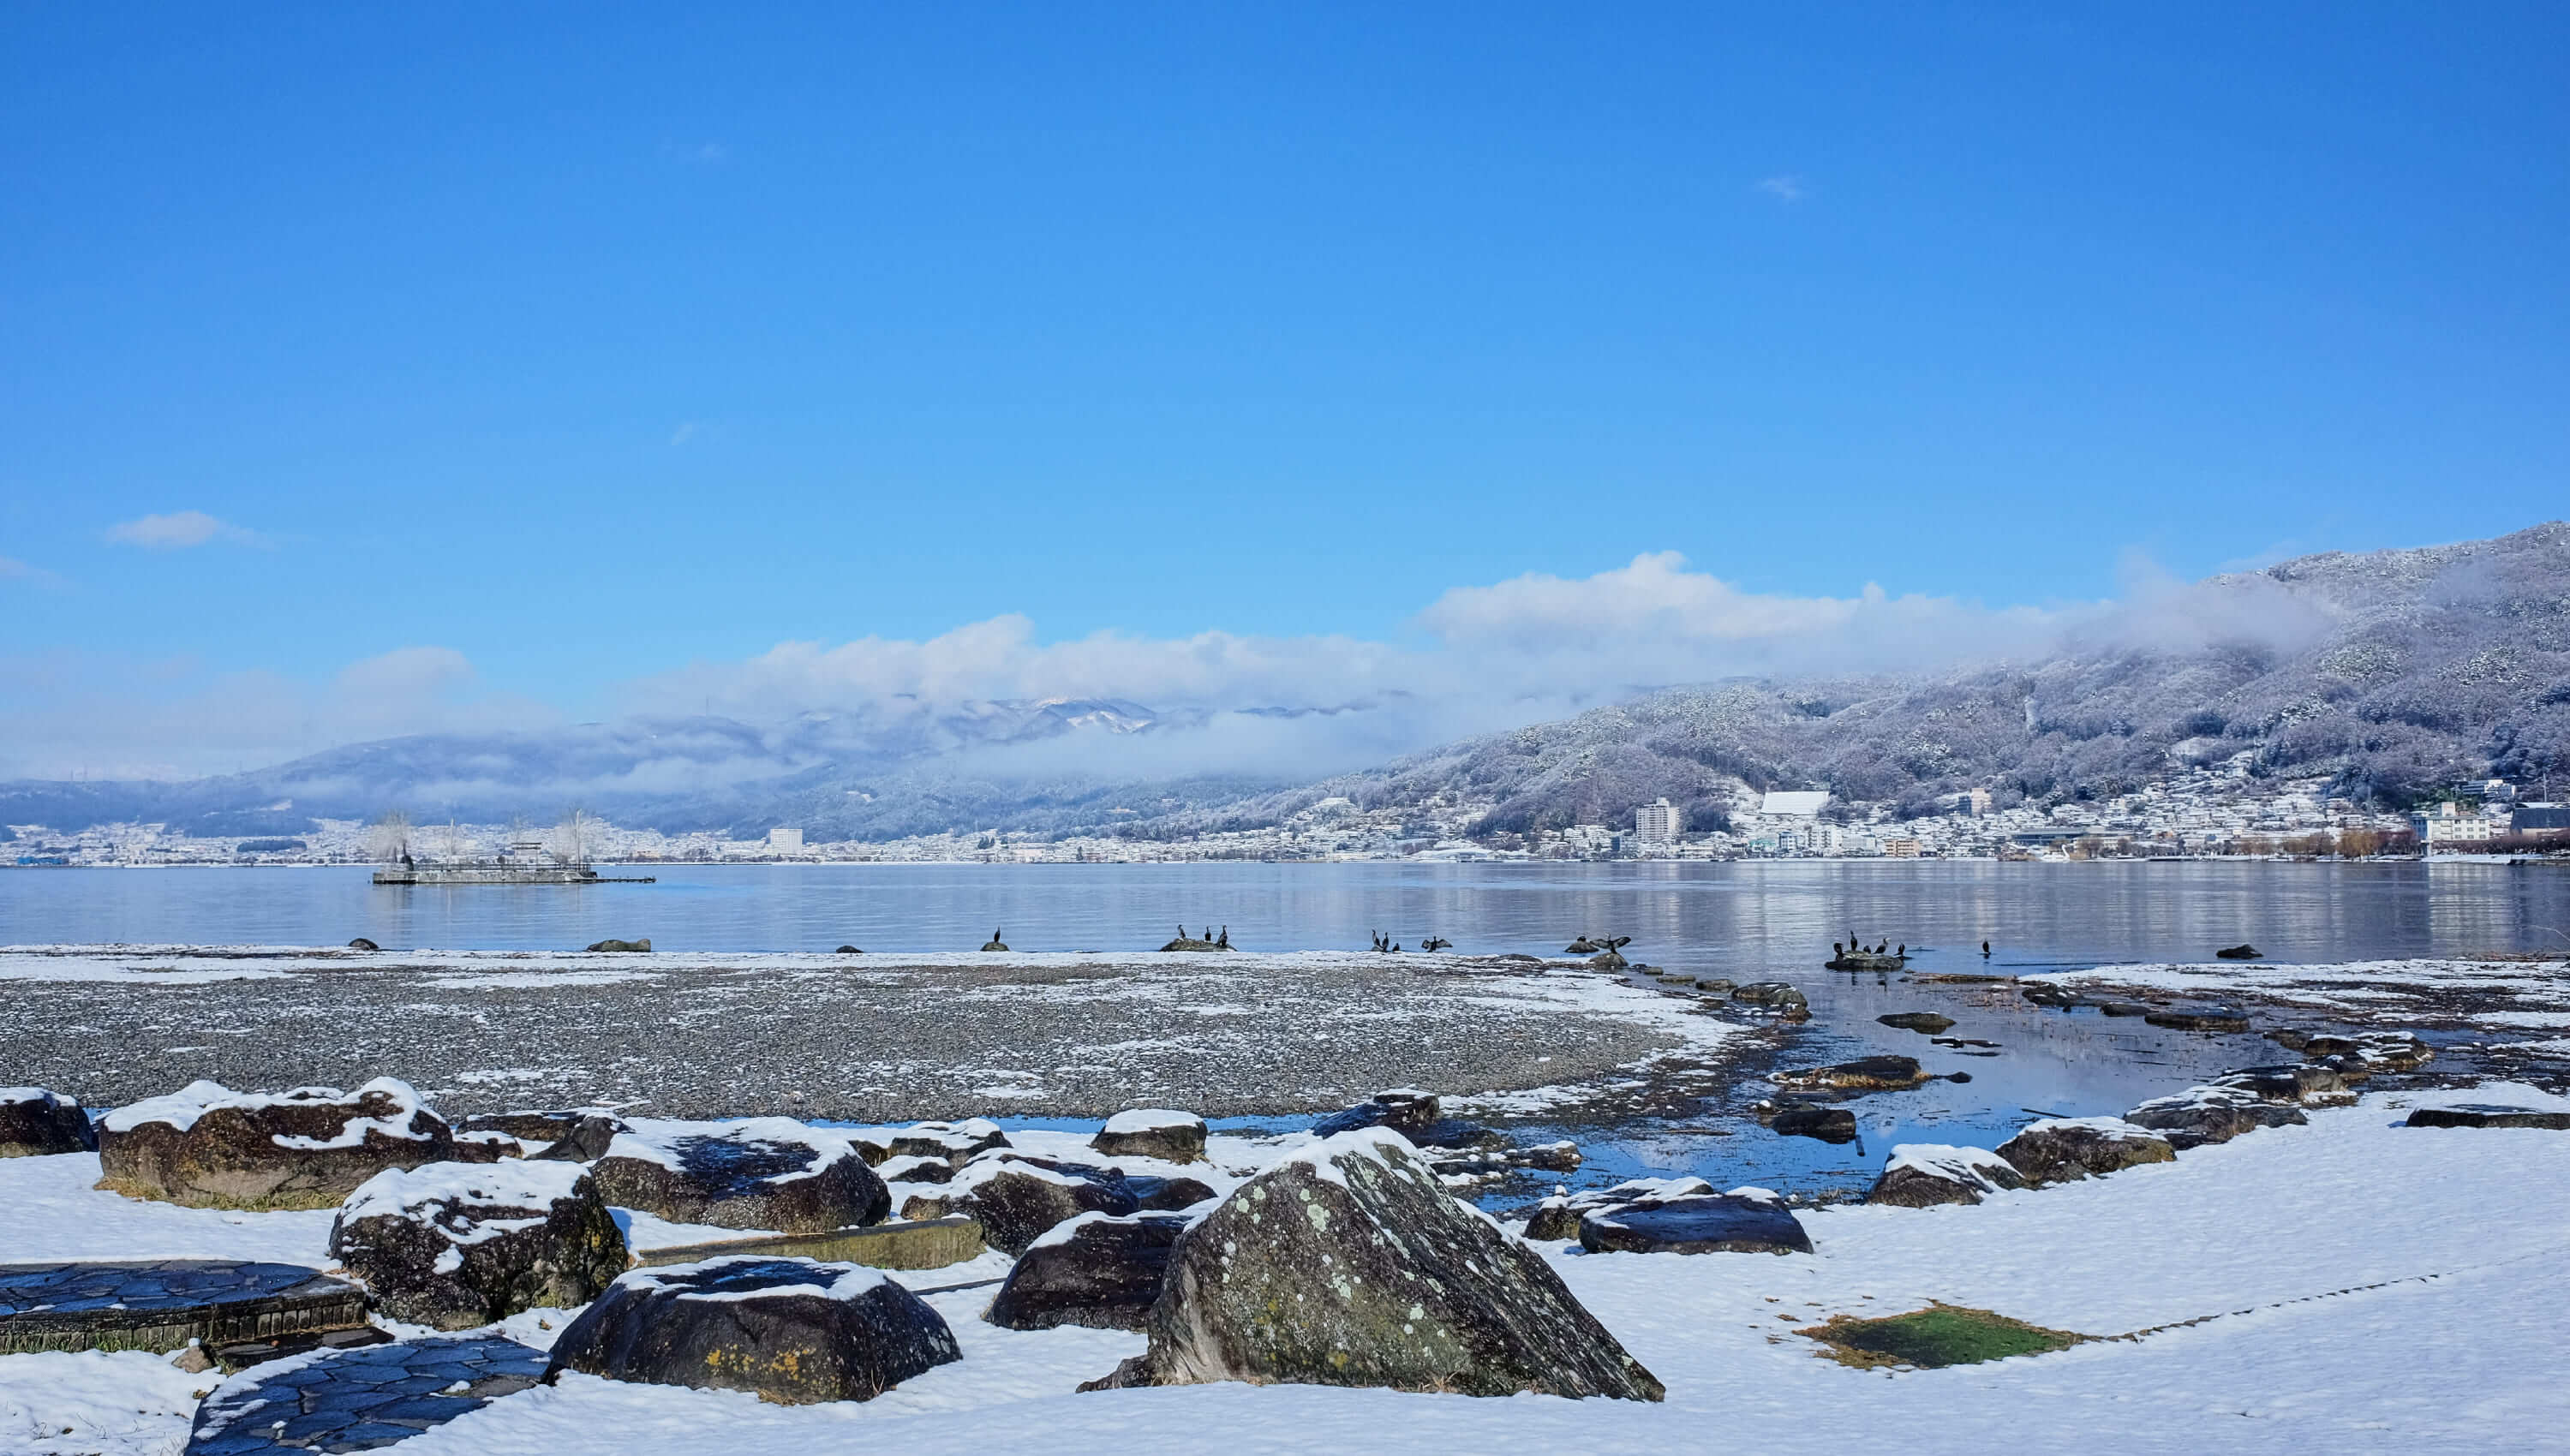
xmin=1635 ymin=797 xmax=1682 ymax=845
xmin=768 ymin=826 xmax=805 ymax=853
xmin=1760 ymin=791 xmax=1831 ymax=817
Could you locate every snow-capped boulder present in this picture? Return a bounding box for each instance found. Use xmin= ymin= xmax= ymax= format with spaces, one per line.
xmin=1997 ymin=1117 xmax=2176 ymax=1185
xmin=1773 ymin=1055 xmax=1932 ymax=1091
xmin=2124 ymin=1086 xmax=2310 ymax=1149
xmin=545 ymin=1256 xmax=959 ymax=1405
xmin=2208 ymin=1064 xmax=2353 ymax=1106
xmin=1521 ymin=1178 xmax=1713 ymax=1242
xmin=903 ymin=1152 xmax=1142 ymax=1255
xmin=1311 ymin=1088 xmax=1444 ymax=1137
xmin=97 ymin=1078 xmax=470 ymax=1209
xmin=984 ymin=1209 xmax=1196 ymax=1331
xmin=883 ymin=1119 xmax=1011 ymax=1163
xmin=873 ymin=1154 xmax=953 ymax=1184
xmin=589 ymin=1120 xmax=889 ymax=1234
xmin=458 ymin=1111 xmax=631 ymax=1162
xmin=0 ymin=1088 xmax=95 ymax=1158
xmin=1579 ymin=1186 xmax=1810 ymax=1256
xmin=330 ymin=1161 xmax=629 ymax=1328
xmin=1091 ymin=1108 xmax=1208 ymax=1164
xmin=1866 ymin=1145 xmax=2026 ymax=1207
xmin=2309 ymin=1032 xmax=2435 ymax=1075
xmin=1083 ymin=1129 xmax=1665 ymax=1401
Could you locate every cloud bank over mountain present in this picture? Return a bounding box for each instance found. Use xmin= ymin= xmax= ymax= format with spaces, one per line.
xmin=0 ymin=534 xmax=2487 ymax=816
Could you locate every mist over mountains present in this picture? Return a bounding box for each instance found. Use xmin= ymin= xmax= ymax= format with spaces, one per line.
xmin=7 ymin=523 xmax=2567 ymax=844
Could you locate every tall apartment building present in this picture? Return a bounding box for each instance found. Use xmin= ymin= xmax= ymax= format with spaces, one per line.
xmin=1635 ymin=797 xmax=1682 ymax=845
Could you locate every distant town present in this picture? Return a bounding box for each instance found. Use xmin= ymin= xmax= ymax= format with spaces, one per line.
xmin=10 ymin=754 xmax=2565 ymax=868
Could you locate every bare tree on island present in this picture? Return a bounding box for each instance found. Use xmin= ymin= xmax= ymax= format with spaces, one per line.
xmin=553 ymin=807 xmax=595 ymax=865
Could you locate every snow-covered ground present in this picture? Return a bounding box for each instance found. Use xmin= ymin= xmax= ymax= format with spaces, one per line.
xmin=7 ymin=1083 xmax=2567 ymax=1455
xmin=2026 ymin=956 xmax=2570 ymax=1023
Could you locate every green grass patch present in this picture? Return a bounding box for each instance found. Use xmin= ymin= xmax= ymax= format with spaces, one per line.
xmin=1801 ymin=1303 xmax=2086 ymax=1369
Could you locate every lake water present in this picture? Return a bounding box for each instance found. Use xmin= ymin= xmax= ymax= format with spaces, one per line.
xmin=7 ymin=860 xmax=2563 ymax=1202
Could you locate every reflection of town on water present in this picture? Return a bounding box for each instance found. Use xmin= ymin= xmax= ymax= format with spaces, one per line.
xmin=6 ymin=860 xmax=2565 ymax=1200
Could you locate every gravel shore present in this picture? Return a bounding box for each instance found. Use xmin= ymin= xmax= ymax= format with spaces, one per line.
xmin=0 ymin=946 xmax=1745 ymax=1122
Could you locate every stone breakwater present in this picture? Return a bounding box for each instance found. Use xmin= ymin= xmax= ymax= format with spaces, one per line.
xmin=0 ymin=947 xmax=1737 ymax=1123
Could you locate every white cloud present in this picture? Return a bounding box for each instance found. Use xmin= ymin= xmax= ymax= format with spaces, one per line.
xmin=104 ymin=510 xmax=266 ymax=550
xmin=1 ymin=555 xmax=64 ymax=587
xmin=1757 ymin=175 xmax=1808 ymax=203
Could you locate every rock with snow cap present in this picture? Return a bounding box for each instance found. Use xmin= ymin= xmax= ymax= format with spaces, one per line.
xmin=905 ymin=1151 xmax=1142 ymax=1255
xmin=1084 ymin=1129 xmax=1664 ymax=1401
xmin=2122 ymin=1086 xmax=2309 ymax=1149
xmin=1865 ymin=1144 xmax=2028 ymax=1207
xmin=984 ymin=1210 xmax=1198 ymax=1331
xmin=2208 ymin=1064 xmax=2353 ymax=1106
xmin=1579 ymin=1185 xmax=1811 ymax=1256
xmin=329 ymin=1160 xmax=629 ymax=1328
xmin=1730 ymin=981 xmax=1810 ymax=1016
xmin=0 ymin=1088 xmax=96 ymax=1158
xmin=1996 ymin=1117 xmax=2177 ymax=1185
xmin=884 ymin=1119 xmax=1011 ymax=1163
xmin=1091 ymin=1108 xmax=1209 ymax=1164
xmin=589 ymin=1119 xmax=889 ymax=1235
xmin=1522 ymin=1178 xmax=1713 ymax=1242
xmin=1311 ymin=1089 xmax=1444 ymax=1137
xmin=96 ymin=1078 xmax=468 ymax=1209
xmin=544 ymin=1256 xmax=959 ymax=1405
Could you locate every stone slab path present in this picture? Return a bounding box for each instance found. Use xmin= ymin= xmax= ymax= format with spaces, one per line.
xmin=184 ymin=1335 xmax=547 ymax=1455
xmin=0 ymin=1260 xmax=368 ymax=1356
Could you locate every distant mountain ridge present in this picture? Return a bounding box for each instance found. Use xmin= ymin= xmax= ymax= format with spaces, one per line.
xmin=7 ymin=523 xmax=2567 ymax=841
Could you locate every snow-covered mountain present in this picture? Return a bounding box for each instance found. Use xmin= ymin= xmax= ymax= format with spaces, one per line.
xmin=8 ymin=524 xmax=2567 ymax=843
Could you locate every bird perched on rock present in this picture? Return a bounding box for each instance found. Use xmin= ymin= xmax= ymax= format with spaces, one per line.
xmin=1422 ymin=936 xmax=1450 ymax=952
xmin=982 ymin=928 xmax=1009 ymax=952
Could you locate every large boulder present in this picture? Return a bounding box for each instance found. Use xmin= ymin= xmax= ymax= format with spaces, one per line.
xmin=97 ymin=1079 xmax=469 ymax=1210
xmin=1310 ymin=1089 xmax=1443 ymax=1137
xmin=2123 ymin=1086 xmax=2308 ymax=1149
xmin=0 ymin=1088 xmax=96 ymax=1158
xmin=1084 ymin=1129 xmax=1662 ymax=1401
xmin=1521 ymin=1178 xmax=1712 ymax=1242
xmin=330 ymin=1161 xmax=630 ymax=1328
xmin=904 ymin=1153 xmax=1141 ymax=1255
xmin=882 ymin=1119 xmax=1011 ymax=1163
xmin=1730 ymin=982 xmax=1809 ymax=1017
xmin=545 ymin=1256 xmax=959 ymax=1404
xmin=1997 ymin=1117 xmax=2176 ymax=1185
xmin=590 ymin=1120 xmax=889 ymax=1234
xmin=1866 ymin=1145 xmax=2026 ymax=1207
xmin=1578 ymin=1187 xmax=1810 ymax=1256
xmin=1770 ymin=1104 xmax=1858 ymax=1143
xmin=2404 ymin=1104 xmax=2570 ymax=1131
xmin=984 ymin=1210 xmax=1196 ymax=1331
xmin=1092 ymin=1109 xmax=1208 ymax=1164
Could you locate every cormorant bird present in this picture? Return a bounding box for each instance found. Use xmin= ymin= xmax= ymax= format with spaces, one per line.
xmin=1981 ymin=940 xmax=1992 ymax=958
xmin=1216 ymin=926 xmax=1229 ymax=948
xmin=1422 ymin=936 xmax=1450 ymax=952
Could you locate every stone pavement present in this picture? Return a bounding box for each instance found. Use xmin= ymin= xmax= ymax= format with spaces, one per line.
xmin=184 ymin=1335 xmax=547 ymax=1455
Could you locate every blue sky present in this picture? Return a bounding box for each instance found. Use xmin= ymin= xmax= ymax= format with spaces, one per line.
xmin=3 ymin=4 xmax=2567 ymax=778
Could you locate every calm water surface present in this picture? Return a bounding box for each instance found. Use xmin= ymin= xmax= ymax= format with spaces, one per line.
xmin=7 ymin=861 xmax=2563 ymax=1201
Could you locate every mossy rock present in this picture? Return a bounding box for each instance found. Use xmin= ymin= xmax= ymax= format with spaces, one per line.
xmin=1801 ymin=1303 xmax=2083 ymax=1369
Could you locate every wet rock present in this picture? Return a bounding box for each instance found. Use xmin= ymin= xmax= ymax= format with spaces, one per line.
xmin=980 ymin=930 xmax=1009 ymax=952
xmin=2208 ymin=1064 xmax=2354 ymax=1106
xmin=590 ymin=1120 xmax=890 ymax=1235
xmin=907 ymin=1152 xmax=1142 ymax=1255
xmin=1091 ymin=1108 xmax=1208 ymax=1165
xmin=1773 ymin=1055 xmax=1932 ymax=1092
xmin=1427 ymin=1140 xmax=1583 ymax=1182
xmin=2214 ymin=944 xmax=2263 ymax=960
xmin=1866 ymin=1144 xmax=2026 ymax=1207
xmin=2311 ymin=1032 xmax=2435 ymax=1074
xmin=2097 ymin=1000 xmax=2155 ymax=1017
xmin=1996 ymin=1117 xmax=2176 ymax=1185
xmin=2019 ymin=982 xmax=2090 ymax=1008
xmin=1771 ymin=1105 xmax=1859 ymax=1143
xmin=2404 ymin=1105 xmax=2570 ymax=1131
xmin=835 ymin=946 xmax=863 ymax=955
xmin=1730 ymin=982 xmax=1810 ymax=1017
xmin=1694 ymin=977 xmax=1736 ymax=996
xmin=1083 ymin=1130 xmax=1663 ymax=1401
xmin=330 ymin=1161 xmax=628 ymax=1329
xmin=459 ymin=1111 xmax=631 ymax=1162
xmin=345 ymin=938 xmax=379 ymax=952
xmin=584 ymin=939 xmax=651 ymax=953
xmin=545 ymin=1256 xmax=960 ymax=1405
xmin=984 ymin=1210 xmax=1196 ymax=1331
xmin=1580 ymin=1186 xmax=1810 ymax=1256
xmin=1587 ymin=950 xmax=1629 ymax=970
xmin=2122 ymin=1086 xmax=2309 ymax=1149
xmin=1877 ymin=1012 xmax=1956 ymax=1034
xmin=0 ymin=1088 xmax=96 ymax=1158
xmin=2143 ymin=1005 xmax=2252 ymax=1033
xmin=97 ymin=1078 xmax=466 ymax=1210
xmin=2265 ymin=1028 xmax=2315 ymax=1052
